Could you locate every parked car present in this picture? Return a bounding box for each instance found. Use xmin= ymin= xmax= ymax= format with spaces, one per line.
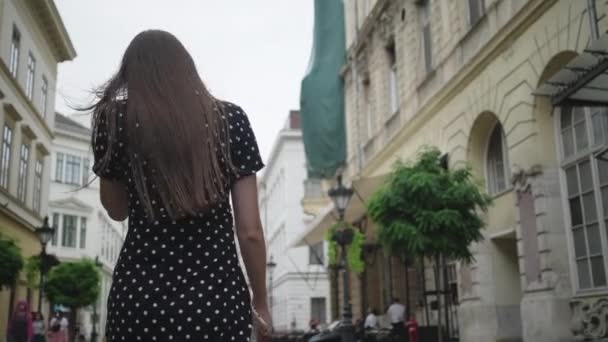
xmin=308 ymin=321 xmax=341 ymax=342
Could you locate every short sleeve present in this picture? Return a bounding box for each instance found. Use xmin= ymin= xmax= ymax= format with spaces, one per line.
xmin=92 ymin=110 xmax=126 ymax=182
xmin=226 ymin=103 xmax=264 ymax=180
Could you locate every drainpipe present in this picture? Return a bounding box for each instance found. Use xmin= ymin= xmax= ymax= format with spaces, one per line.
xmin=587 ymin=0 xmax=599 ymax=40
xmin=352 ymin=0 xmax=364 ymax=174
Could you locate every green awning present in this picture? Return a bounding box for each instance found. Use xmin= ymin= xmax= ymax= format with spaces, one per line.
xmin=300 ymin=0 xmax=346 ymax=178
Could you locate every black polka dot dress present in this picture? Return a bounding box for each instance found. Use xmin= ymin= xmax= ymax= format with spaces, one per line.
xmin=92 ymin=102 xmax=264 ymax=342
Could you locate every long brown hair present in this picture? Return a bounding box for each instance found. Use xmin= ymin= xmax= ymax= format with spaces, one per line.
xmin=90 ymin=30 xmax=232 ymax=220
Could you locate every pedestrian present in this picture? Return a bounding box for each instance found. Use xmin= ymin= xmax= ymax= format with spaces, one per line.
xmin=364 ymin=308 xmax=378 ymax=330
xmin=6 ymin=300 xmax=33 ymax=342
xmin=387 ymin=298 xmax=406 ymax=341
xmin=87 ymin=30 xmax=270 ymax=341
xmin=48 ymin=312 xmax=66 ymax=342
xmin=32 ymin=312 xmax=46 ymax=342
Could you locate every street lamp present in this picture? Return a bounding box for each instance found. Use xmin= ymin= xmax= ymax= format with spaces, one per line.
xmin=266 ymin=256 xmax=277 ymax=330
xmin=327 ymin=175 xmax=354 ymax=342
xmin=35 ymin=217 xmax=54 ymax=313
xmin=91 ymin=256 xmax=103 ymax=342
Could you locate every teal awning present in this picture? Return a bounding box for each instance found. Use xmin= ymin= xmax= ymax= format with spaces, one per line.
xmin=300 ymin=0 xmax=346 ymax=178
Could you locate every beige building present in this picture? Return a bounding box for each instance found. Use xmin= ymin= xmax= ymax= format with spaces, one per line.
xmin=0 ymin=0 xmax=75 ymax=335
xmin=297 ymin=0 xmax=608 ymax=341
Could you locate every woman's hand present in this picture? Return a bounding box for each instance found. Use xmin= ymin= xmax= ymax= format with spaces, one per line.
xmin=252 ymin=300 xmax=272 ymax=341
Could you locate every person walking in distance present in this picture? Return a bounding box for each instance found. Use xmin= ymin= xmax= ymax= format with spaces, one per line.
xmin=32 ymin=312 xmax=46 ymax=342
xmin=6 ymin=300 xmax=32 ymax=342
xmin=387 ymin=298 xmax=406 ymax=341
xmin=87 ymin=30 xmax=270 ymax=341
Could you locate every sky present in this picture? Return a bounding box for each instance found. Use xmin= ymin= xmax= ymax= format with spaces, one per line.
xmin=54 ymin=0 xmax=314 ymax=160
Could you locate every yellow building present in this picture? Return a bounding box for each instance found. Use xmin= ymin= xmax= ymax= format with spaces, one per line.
xmin=0 ymin=0 xmax=75 ymax=336
xmin=297 ymin=0 xmax=608 ymax=341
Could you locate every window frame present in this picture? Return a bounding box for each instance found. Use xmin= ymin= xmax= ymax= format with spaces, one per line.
xmin=387 ymin=44 xmax=400 ymax=115
xmin=309 ymin=241 xmax=325 ymax=265
xmin=32 ymin=158 xmax=43 ymax=213
xmin=16 ymin=142 xmax=30 ymax=203
xmin=468 ymin=0 xmax=485 ymax=27
xmin=25 ymin=52 xmax=36 ymax=100
xmin=485 ymin=122 xmax=511 ymax=195
xmin=557 ymin=107 xmax=608 ymax=293
xmin=61 ymin=214 xmax=78 ymax=248
xmin=9 ymin=25 xmax=20 ymax=78
xmin=80 ymin=217 xmax=87 ymax=249
xmin=51 ymin=213 xmax=60 ymax=246
xmin=41 ymin=76 xmax=48 ymax=118
xmin=419 ymin=2 xmax=433 ymax=73
xmin=0 ymin=124 xmax=13 ymax=190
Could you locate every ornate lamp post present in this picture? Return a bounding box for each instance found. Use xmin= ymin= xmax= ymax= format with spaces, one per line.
xmin=328 ymin=175 xmax=354 ymax=342
xmin=35 ymin=217 xmax=54 ymax=313
xmin=266 ymin=256 xmax=277 ymax=330
xmin=91 ymin=256 xmax=103 ymax=342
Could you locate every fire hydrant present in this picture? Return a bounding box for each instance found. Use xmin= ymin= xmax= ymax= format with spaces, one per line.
xmin=406 ymin=317 xmax=418 ymax=342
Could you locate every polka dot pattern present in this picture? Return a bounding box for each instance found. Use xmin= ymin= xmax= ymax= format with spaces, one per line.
xmin=93 ymin=102 xmax=264 ymax=341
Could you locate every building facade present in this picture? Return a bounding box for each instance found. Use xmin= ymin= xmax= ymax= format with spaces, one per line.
xmin=298 ymin=0 xmax=608 ymax=341
xmin=47 ymin=113 xmax=126 ymax=339
xmin=258 ymin=111 xmax=331 ymax=332
xmin=0 ymin=0 xmax=75 ymax=335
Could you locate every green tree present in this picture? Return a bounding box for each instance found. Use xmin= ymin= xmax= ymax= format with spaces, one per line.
xmin=24 ymin=255 xmax=41 ymax=289
xmin=0 ymin=234 xmax=24 ymax=289
xmin=367 ymin=147 xmax=492 ymax=342
xmin=45 ymin=259 xmax=101 ymax=341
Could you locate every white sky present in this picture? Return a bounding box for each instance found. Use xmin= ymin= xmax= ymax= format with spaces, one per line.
xmin=54 ymin=0 xmax=314 ymax=160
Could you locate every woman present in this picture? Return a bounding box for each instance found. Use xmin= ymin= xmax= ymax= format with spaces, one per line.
xmin=47 ymin=312 xmax=65 ymax=342
xmin=32 ymin=312 xmax=45 ymax=342
xmin=89 ymin=30 xmax=270 ymax=341
xmin=7 ymin=301 xmax=32 ymax=342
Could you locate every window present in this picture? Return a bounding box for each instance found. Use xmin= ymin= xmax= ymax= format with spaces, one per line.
xmin=419 ymin=2 xmax=432 ymax=73
xmin=17 ymin=143 xmax=30 ymax=202
xmin=51 ymin=213 xmax=59 ymax=246
xmin=41 ymin=76 xmax=48 ymax=117
xmin=0 ymin=125 xmax=13 ymax=189
xmin=486 ymin=123 xmax=509 ymax=195
xmin=32 ymin=159 xmax=43 ymax=213
xmin=65 ymin=154 xmax=81 ymax=185
xmin=61 ymin=215 xmax=77 ymax=248
xmin=9 ymin=25 xmax=20 ymax=78
xmin=80 ymin=217 xmax=87 ymax=249
xmin=387 ymin=44 xmax=399 ymax=114
xmin=309 ymin=241 xmax=324 ymax=265
xmin=25 ymin=53 xmax=35 ymax=100
xmin=468 ymin=0 xmax=485 ymax=26
xmin=560 ymin=107 xmax=608 ymax=291
xmin=55 ymin=153 xmax=64 ymax=182
xmin=82 ymin=158 xmax=90 ymax=185
xmin=310 ymin=297 xmax=327 ymax=325
xmin=363 ymin=81 xmax=374 ymax=141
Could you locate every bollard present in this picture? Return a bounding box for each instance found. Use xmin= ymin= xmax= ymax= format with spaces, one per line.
xmin=406 ymin=317 xmax=418 ymax=342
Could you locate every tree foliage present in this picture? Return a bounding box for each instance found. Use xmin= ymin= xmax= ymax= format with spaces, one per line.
xmin=45 ymin=259 xmax=100 ymax=309
xmin=0 ymin=234 xmax=24 ymax=288
xmin=367 ymin=148 xmax=492 ymax=263
xmin=25 ymin=255 xmax=41 ymax=289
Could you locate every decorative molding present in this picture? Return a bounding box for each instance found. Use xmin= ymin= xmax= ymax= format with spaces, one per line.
xmin=21 ymin=124 xmax=37 ymax=140
xmin=355 ymin=50 xmax=370 ymax=84
xmin=511 ymin=163 xmax=543 ymax=192
xmin=378 ymin=10 xmax=395 ymax=46
xmin=3 ymin=103 xmax=23 ymax=122
xmin=36 ymin=142 xmax=50 ymax=156
xmin=572 ymin=298 xmax=608 ymax=340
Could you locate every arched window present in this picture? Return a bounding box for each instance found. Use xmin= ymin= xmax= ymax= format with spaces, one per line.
xmin=560 ymin=107 xmax=608 ymax=290
xmin=486 ymin=123 xmax=509 ymax=195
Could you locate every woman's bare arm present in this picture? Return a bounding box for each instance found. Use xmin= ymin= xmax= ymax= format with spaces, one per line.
xmin=99 ymin=178 xmax=129 ymax=221
xmin=231 ymin=175 xmax=268 ymax=307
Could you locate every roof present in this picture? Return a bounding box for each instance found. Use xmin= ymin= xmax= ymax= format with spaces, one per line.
xmin=55 ymin=112 xmax=90 ymax=137
xmin=535 ymin=33 xmax=608 ymax=106
xmin=25 ymin=0 xmax=77 ymax=62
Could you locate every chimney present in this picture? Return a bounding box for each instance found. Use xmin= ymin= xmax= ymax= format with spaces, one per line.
xmin=288 ymin=110 xmax=301 ymax=129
